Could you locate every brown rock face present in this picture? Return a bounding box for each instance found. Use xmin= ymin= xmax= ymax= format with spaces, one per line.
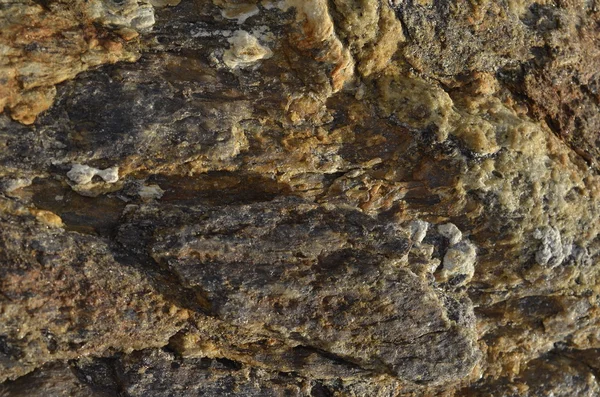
xmin=0 ymin=0 xmax=156 ymax=124
xmin=0 ymin=0 xmax=599 ymax=396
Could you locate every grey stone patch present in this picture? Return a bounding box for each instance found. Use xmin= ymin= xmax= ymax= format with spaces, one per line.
xmin=0 ymin=177 xmax=32 ymax=194
xmin=133 ymin=197 xmax=480 ymax=385
xmin=67 ymin=164 xmax=119 ymax=185
xmin=534 ymin=227 xmax=572 ymax=268
xmin=441 ymin=240 xmax=477 ymax=286
xmin=410 ymin=219 xmax=429 ymax=244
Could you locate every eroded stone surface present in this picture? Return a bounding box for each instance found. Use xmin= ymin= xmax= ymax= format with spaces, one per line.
xmin=0 ymin=0 xmax=599 ymax=396
xmin=0 ymin=0 xmax=164 ymax=124
xmin=0 ymin=199 xmax=190 ymax=382
xmin=119 ymin=197 xmax=479 ymax=385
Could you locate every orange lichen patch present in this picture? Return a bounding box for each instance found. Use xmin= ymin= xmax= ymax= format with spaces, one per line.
xmin=7 ymin=86 xmax=56 ymax=125
xmin=29 ymin=208 xmax=64 ymax=228
xmin=329 ymin=0 xmax=404 ymax=77
xmin=283 ymin=0 xmax=354 ymax=94
xmin=0 ymin=2 xmax=143 ymax=125
xmin=116 ymin=27 xmax=140 ymax=41
xmin=358 ymin=4 xmax=404 ymax=77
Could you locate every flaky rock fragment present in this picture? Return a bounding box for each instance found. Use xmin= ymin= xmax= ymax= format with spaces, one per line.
xmin=438 ymin=223 xmax=463 ymax=246
xmin=223 ymin=30 xmax=272 ymax=68
xmin=67 ymin=164 xmax=119 ymax=185
xmin=410 ymin=219 xmax=429 ymax=244
xmin=533 ymin=227 xmax=571 ymax=268
xmin=440 ymin=241 xmax=477 ymax=286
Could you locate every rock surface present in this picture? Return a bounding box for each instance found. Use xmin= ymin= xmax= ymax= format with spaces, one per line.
xmin=0 ymin=0 xmax=599 ymax=395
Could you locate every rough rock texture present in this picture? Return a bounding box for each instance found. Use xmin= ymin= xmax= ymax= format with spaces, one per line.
xmin=0 ymin=0 xmax=599 ymax=396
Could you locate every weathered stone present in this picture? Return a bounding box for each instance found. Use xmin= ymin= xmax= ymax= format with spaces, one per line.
xmin=0 ymin=0 xmax=599 ymax=395
xmin=0 ymin=199 xmax=190 ymax=382
xmin=119 ymin=197 xmax=479 ymax=385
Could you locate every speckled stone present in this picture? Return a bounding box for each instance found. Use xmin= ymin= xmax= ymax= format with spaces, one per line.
xmin=1 ymin=1 xmax=599 ymax=396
